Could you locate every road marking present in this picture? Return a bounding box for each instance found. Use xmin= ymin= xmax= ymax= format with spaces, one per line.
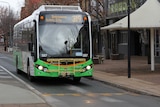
xmin=42 ymin=92 xmax=126 ymax=97
xmin=0 ymin=75 xmax=12 ymax=79
xmin=99 ymin=93 xmax=112 ymax=96
xmin=0 ymin=69 xmax=12 ymax=78
xmin=68 ymin=86 xmax=88 ymax=94
xmin=101 ymin=97 xmax=124 ymax=103
xmin=0 ymin=57 xmax=7 ymax=59
xmin=0 ymin=72 xmax=8 ymax=74
xmin=44 ymin=96 xmax=70 ymax=107
xmin=43 ymin=93 xmax=81 ymax=97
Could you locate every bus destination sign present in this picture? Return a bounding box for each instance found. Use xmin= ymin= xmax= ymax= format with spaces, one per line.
xmin=45 ymin=14 xmax=83 ymax=23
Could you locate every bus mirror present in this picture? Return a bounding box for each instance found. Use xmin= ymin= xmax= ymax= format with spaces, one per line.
xmin=28 ymin=42 xmax=33 ymax=51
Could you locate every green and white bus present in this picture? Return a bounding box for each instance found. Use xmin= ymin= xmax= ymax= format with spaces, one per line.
xmin=13 ymin=5 xmax=93 ymax=82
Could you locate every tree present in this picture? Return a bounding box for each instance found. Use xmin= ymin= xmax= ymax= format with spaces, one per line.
xmin=21 ymin=0 xmax=44 ymax=19
xmin=44 ymin=0 xmax=82 ymax=5
xmin=21 ymin=0 xmax=83 ymax=19
xmin=0 ymin=7 xmax=18 ymax=50
xmin=86 ymin=0 xmax=106 ymax=55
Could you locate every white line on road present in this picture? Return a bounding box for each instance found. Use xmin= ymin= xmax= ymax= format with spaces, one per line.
xmin=0 ymin=57 xmax=7 ymax=59
xmin=101 ymin=97 xmax=125 ymax=103
xmin=0 ymin=72 xmax=8 ymax=74
xmin=0 ymin=69 xmax=12 ymax=78
xmin=0 ymin=75 xmax=12 ymax=79
xmin=68 ymin=86 xmax=88 ymax=94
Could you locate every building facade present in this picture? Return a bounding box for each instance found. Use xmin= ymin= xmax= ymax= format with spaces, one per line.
xmin=104 ymin=0 xmax=149 ymax=59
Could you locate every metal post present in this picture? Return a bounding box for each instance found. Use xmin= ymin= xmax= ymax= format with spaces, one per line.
xmin=88 ymin=0 xmax=91 ymax=13
xmin=128 ymin=0 xmax=131 ymax=78
xmin=96 ymin=0 xmax=99 ymax=55
xmin=150 ymin=28 xmax=155 ymax=71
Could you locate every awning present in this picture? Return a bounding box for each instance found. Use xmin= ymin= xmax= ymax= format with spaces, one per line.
xmin=101 ymin=0 xmax=160 ymax=71
xmin=101 ymin=0 xmax=160 ymax=30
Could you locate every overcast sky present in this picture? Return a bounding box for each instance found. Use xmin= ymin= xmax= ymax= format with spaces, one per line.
xmin=0 ymin=0 xmax=24 ymax=14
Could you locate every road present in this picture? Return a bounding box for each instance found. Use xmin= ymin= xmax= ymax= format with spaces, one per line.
xmin=0 ymin=53 xmax=160 ymax=107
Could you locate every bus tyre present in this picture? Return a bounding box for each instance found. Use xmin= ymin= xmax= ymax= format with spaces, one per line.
xmin=16 ymin=56 xmax=21 ymax=74
xmin=27 ymin=63 xmax=34 ymax=82
xmin=73 ymin=77 xmax=81 ymax=83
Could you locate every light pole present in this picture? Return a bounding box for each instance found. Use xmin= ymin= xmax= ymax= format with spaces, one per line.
xmin=0 ymin=1 xmax=11 ymax=51
xmin=128 ymin=0 xmax=131 ymax=78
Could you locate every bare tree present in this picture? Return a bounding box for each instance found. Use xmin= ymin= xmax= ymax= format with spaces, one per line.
xmin=21 ymin=0 xmax=44 ymax=19
xmin=0 ymin=7 xmax=18 ymax=50
xmin=21 ymin=0 xmax=83 ymax=19
xmin=44 ymin=0 xmax=82 ymax=5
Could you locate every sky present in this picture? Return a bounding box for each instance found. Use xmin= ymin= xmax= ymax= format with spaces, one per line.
xmin=0 ymin=0 xmax=24 ymax=14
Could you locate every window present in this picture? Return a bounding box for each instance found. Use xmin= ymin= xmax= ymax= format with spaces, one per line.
xmin=119 ymin=31 xmax=128 ymax=44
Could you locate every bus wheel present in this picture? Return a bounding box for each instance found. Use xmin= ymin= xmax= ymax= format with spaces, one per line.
xmin=27 ymin=62 xmax=34 ymax=82
xmin=73 ymin=77 xmax=81 ymax=83
xmin=16 ymin=56 xmax=21 ymax=74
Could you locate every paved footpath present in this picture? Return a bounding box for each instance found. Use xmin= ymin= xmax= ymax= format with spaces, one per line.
xmin=93 ymin=71 xmax=160 ymax=97
xmin=94 ymin=56 xmax=160 ymax=97
xmin=0 ymin=65 xmax=51 ymax=107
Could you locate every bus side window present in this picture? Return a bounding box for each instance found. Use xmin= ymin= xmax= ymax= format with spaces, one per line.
xmin=28 ymin=32 xmax=33 ymax=50
xmin=28 ymin=42 xmax=33 ymax=51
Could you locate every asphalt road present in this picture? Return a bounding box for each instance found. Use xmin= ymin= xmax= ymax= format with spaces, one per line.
xmin=0 ymin=53 xmax=160 ymax=107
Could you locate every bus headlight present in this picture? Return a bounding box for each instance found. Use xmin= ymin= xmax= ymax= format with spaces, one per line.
xmin=86 ymin=65 xmax=91 ymax=70
xmin=82 ymin=65 xmax=92 ymax=72
xmin=38 ymin=66 xmax=43 ymax=71
xmin=83 ymin=65 xmax=92 ymax=71
xmin=36 ymin=64 xmax=48 ymax=72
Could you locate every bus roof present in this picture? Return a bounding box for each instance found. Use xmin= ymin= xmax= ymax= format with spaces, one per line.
xmin=32 ymin=5 xmax=82 ymax=15
xmin=14 ymin=5 xmax=83 ymax=28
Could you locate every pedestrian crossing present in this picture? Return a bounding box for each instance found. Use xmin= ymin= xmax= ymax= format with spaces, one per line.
xmin=0 ymin=67 xmax=12 ymax=79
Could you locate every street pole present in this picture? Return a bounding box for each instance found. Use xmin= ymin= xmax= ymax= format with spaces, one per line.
xmin=128 ymin=0 xmax=131 ymax=78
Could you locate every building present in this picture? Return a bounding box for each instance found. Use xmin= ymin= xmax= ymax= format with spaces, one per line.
xmin=103 ymin=0 xmax=148 ymax=59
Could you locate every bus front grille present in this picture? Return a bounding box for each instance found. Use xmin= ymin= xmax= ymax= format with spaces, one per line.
xmin=47 ymin=58 xmax=86 ymax=66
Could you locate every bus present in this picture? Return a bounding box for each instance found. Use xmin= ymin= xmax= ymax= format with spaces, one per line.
xmin=13 ymin=5 xmax=93 ymax=82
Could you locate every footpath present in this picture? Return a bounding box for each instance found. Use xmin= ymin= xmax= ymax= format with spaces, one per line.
xmin=94 ymin=56 xmax=160 ymax=97
xmin=0 ymin=46 xmax=51 ymax=107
